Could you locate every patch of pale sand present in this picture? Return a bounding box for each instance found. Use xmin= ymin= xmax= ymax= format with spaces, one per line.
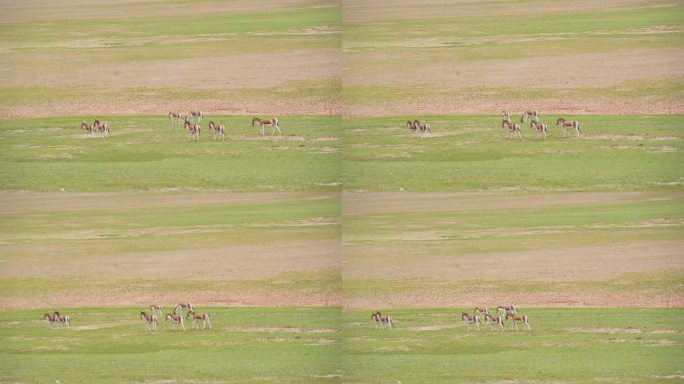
xmin=0 ymin=191 xmax=336 ymax=215
xmin=566 ymin=327 xmax=677 ymax=334
xmin=374 ymin=346 xmax=410 ymax=351
xmin=343 ymin=0 xmax=646 ymax=22
xmin=651 ymin=136 xmax=681 ymax=141
xmin=376 ymin=152 xmax=412 ymax=159
xmin=410 ymin=323 xmax=460 ymax=331
xmin=344 ymin=48 xmax=684 ymax=90
xmin=0 ymin=50 xmax=340 ymax=91
xmin=0 ymin=239 xmax=340 ymax=280
xmin=585 ymin=134 xmax=646 ymax=141
xmin=345 ymin=239 xmax=684 ymax=282
xmin=342 ymin=191 xmax=679 ymax=216
xmin=312 ymin=146 xmax=340 ymax=153
xmin=304 ymin=338 xmax=338 ymax=345
xmin=344 ymin=291 xmax=684 ymax=310
xmin=649 ymin=146 xmax=680 ymax=153
xmin=224 ymin=327 xmax=337 ymax=334
xmin=312 ymin=137 xmax=341 ymax=142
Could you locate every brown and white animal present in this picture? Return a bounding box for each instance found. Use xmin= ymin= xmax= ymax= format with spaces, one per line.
xmin=174 ymin=303 xmax=194 ymax=315
xmin=186 ymin=310 xmax=212 ymax=330
xmin=461 ymin=312 xmax=480 ymax=332
xmin=371 ymin=311 xmax=394 ymax=330
xmin=502 ymin=120 xmax=522 ymax=140
xmin=483 ymin=313 xmax=505 ymax=332
xmin=80 ymin=122 xmax=94 ymax=134
xmin=502 ymin=111 xmax=511 ymax=121
xmin=149 ymin=304 xmax=163 ymax=317
xmin=183 ymin=119 xmax=201 ymax=141
xmin=168 ymin=111 xmax=183 ymax=125
xmin=208 ymin=121 xmax=225 ymax=141
xmin=556 ymin=118 xmax=581 ymax=137
xmin=140 ymin=311 xmax=157 ymax=331
xmin=412 ymin=120 xmax=431 ymax=135
xmin=54 ymin=311 xmax=70 ymax=327
xmin=530 ymin=121 xmax=548 ymax=140
xmin=521 ymin=110 xmax=540 ymax=123
xmin=251 ymin=117 xmax=281 ymax=136
xmin=43 ymin=312 xmax=58 ymax=328
xmin=188 ymin=110 xmax=203 ymax=122
xmin=506 ymin=312 xmax=531 ymax=331
xmin=496 ymin=305 xmax=517 ymax=315
xmin=93 ymin=120 xmax=109 ymax=139
xmin=165 ymin=312 xmax=186 ymax=332
xmin=474 ymin=306 xmax=489 ymax=316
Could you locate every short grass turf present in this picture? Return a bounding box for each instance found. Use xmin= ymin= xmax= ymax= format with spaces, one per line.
xmin=342 ymin=115 xmax=684 ymax=192
xmin=0 ymin=115 xmax=341 ymax=192
xmin=342 ymin=308 xmax=684 ymax=384
xmin=0 ymin=307 xmax=341 ymax=383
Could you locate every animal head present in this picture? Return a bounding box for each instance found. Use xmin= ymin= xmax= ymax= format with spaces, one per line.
xmin=252 ymin=118 xmax=260 ymax=126
xmin=556 ymin=118 xmax=564 ymax=125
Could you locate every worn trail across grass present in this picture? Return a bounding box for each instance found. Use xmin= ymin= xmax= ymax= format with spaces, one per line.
xmin=343 ymin=115 xmax=684 ymax=192
xmin=343 ymin=307 xmax=684 ymax=384
xmin=0 ymin=115 xmax=341 ymax=192
xmin=0 ymin=307 xmax=341 ymax=383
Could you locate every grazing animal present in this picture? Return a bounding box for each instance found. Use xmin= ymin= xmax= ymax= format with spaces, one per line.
xmin=80 ymin=122 xmax=93 ymax=134
xmin=484 ymin=313 xmax=505 ymax=332
xmin=251 ymin=117 xmax=281 ymax=136
xmin=208 ymin=121 xmax=225 ymax=141
xmin=188 ymin=110 xmax=203 ymax=122
xmin=461 ymin=312 xmax=480 ymax=332
xmin=186 ymin=310 xmax=212 ymax=330
xmin=371 ymin=311 xmax=394 ymax=330
xmin=502 ymin=120 xmax=522 ymax=140
xmin=521 ymin=110 xmax=540 ymax=123
xmin=474 ymin=306 xmax=489 ymax=316
xmin=412 ymin=119 xmax=431 ymax=135
xmin=506 ymin=312 xmax=531 ymax=331
xmin=174 ymin=303 xmax=194 ymax=315
xmin=165 ymin=312 xmax=186 ymax=332
xmin=497 ymin=305 xmax=517 ymax=315
xmin=168 ymin=111 xmax=183 ymax=125
xmin=140 ymin=311 xmax=158 ymax=331
xmin=183 ymin=119 xmax=201 ymax=141
xmin=93 ymin=120 xmax=110 ymax=139
xmin=530 ymin=121 xmax=548 ymax=140
xmin=43 ymin=313 xmax=58 ymax=328
xmin=407 ymin=120 xmax=417 ymax=132
xmin=52 ymin=311 xmax=70 ymax=327
xmin=556 ymin=118 xmax=581 ymax=137
xmin=150 ymin=304 xmax=163 ymax=317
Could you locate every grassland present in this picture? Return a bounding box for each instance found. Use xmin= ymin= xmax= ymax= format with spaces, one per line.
xmin=0 ymin=192 xmax=340 ymax=309
xmin=343 ymin=0 xmax=684 ymax=115
xmin=342 ymin=192 xmax=684 ymax=308
xmin=0 ymin=0 xmax=341 ymax=117
xmin=0 ymin=115 xmax=340 ymax=192
xmin=343 ymin=308 xmax=684 ymax=383
xmin=343 ymin=114 xmax=684 ymax=192
xmin=0 ymin=307 xmax=341 ymax=383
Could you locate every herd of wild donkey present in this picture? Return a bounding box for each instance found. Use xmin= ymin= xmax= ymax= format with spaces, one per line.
xmin=79 ymin=109 xmax=581 ymax=141
xmin=372 ymin=304 xmax=531 ymax=332
xmin=44 ymin=304 xmax=527 ymax=333
xmin=44 ymin=303 xmax=212 ymax=332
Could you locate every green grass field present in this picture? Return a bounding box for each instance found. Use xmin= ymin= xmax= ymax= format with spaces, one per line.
xmin=342 ymin=308 xmax=684 ymax=383
xmin=0 ymin=115 xmax=341 ymax=192
xmin=343 ymin=115 xmax=684 ymax=192
xmin=0 ymin=307 xmax=341 ymax=383
xmin=0 ymin=192 xmax=340 ymax=309
xmin=0 ymin=1 xmax=341 ymax=116
xmin=343 ymin=0 xmax=684 ymax=115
